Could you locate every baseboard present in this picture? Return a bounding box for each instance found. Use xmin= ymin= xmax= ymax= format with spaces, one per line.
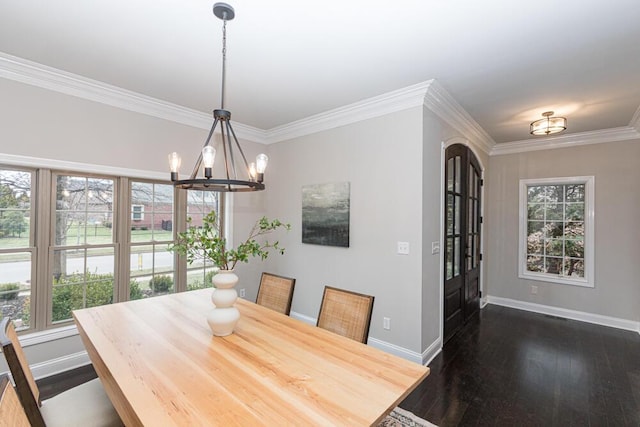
xmin=289 ymin=310 xmax=316 ymax=326
xmin=29 ymin=351 xmax=91 ymax=380
xmin=486 ymin=296 xmax=640 ymax=335
xmin=421 ymin=338 xmax=442 ymax=366
xmin=367 ymin=338 xmax=424 ymax=364
xmin=290 ymin=310 xmax=438 ymax=365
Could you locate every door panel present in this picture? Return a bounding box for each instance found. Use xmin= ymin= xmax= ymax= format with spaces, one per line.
xmin=443 ymin=144 xmax=482 ymax=344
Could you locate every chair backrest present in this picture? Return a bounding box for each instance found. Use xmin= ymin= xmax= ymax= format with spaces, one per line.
xmin=256 ymin=273 xmax=296 ymax=315
xmin=0 ymin=373 xmax=31 ymax=427
xmin=316 ymin=286 xmax=375 ymax=344
xmin=0 ymin=318 xmax=46 ymax=427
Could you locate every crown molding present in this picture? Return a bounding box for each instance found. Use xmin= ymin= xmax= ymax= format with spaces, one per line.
xmin=265 ymin=81 xmax=434 ymax=143
xmin=0 ymin=153 xmax=167 ymax=181
xmin=422 ymin=80 xmax=495 ymax=155
xmin=491 ymin=126 xmax=640 ymax=156
xmin=1 ymin=52 xmax=496 ymax=149
xmin=630 ymin=104 xmax=640 ymax=131
xmin=0 ymin=52 xmax=267 ymax=144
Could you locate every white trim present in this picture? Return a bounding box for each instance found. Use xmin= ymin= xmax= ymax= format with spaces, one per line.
xmin=30 ymin=351 xmax=91 ymax=381
xmin=0 ymin=52 xmax=267 ymax=144
xmin=518 ymin=176 xmax=595 ymax=288
xmin=0 ymin=153 xmax=167 ymax=181
xmin=368 ymin=338 xmax=424 ymax=365
xmin=289 ymin=310 xmax=316 ymax=325
xmin=486 ymin=296 xmax=640 ymax=335
xmin=266 ymin=81 xmax=434 ymax=143
xmin=0 ymin=52 xmax=499 ymax=151
xmin=491 ymin=126 xmax=640 ymax=156
xmin=18 ymin=324 xmax=79 ymax=347
xmin=630 ymin=104 xmax=640 ymax=131
xmin=424 ymin=81 xmax=495 ymax=155
xmin=421 ymin=338 xmax=442 ymax=366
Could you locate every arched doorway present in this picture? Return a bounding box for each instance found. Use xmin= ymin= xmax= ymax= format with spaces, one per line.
xmin=443 ymin=144 xmax=482 ymax=343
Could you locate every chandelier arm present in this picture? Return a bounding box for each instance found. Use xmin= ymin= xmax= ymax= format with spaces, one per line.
xmin=225 ymin=120 xmax=239 ymax=179
xmin=190 ymin=117 xmax=220 ymax=179
xmin=219 ymin=119 xmax=232 ymax=182
xmin=226 ymin=121 xmax=251 ymax=174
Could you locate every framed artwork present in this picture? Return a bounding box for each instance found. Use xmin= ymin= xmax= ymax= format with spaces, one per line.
xmin=302 ymin=182 xmax=350 ymax=247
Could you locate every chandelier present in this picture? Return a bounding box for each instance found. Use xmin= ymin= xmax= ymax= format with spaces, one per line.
xmin=169 ymin=2 xmax=267 ymax=192
xmin=530 ymin=111 xmax=567 ymax=136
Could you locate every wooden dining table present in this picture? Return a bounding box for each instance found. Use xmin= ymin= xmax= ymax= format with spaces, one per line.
xmin=73 ymin=289 xmax=429 ymax=426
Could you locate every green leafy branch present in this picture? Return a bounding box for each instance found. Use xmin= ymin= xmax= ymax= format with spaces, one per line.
xmin=169 ymin=211 xmax=290 ymax=271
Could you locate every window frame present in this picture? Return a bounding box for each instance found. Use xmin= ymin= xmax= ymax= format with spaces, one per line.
xmin=518 ymin=176 xmax=595 ymax=288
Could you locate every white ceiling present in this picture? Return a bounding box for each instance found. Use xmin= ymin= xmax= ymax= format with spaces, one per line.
xmin=1 ymin=0 xmax=640 ymax=144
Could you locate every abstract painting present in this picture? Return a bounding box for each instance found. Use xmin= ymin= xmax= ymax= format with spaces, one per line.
xmin=302 ymin=182 xmax=350 ymax=247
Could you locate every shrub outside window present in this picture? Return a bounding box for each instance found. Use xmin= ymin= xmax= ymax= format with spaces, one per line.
xmin=518 ymin=176 xmax=594 ymax=287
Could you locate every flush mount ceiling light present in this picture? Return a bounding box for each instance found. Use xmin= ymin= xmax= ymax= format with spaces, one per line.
xmin=169 ymin=2 xmax=267 ymax=192
xmin=530 ymin=111 xmax=567 ymax=136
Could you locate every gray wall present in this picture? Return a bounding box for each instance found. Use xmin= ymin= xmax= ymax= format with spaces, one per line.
xmin=485 ymin=140 xmax=640 ymax=323
xmin=263 ymin=107 xmax=427 ymax=352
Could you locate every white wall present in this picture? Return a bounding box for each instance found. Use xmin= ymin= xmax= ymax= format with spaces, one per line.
xmin=485 ymin=139 xmax=640 ymax=324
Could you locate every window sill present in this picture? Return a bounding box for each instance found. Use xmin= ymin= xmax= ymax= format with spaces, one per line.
xmin=19 ymin=324 xmax=79 ymax=348
xmin=519 ymin=272 xmax=594 ymax=288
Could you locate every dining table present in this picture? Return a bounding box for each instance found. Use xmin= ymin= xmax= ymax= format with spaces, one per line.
xmin=73 ymin=288 xmax=429 ymax=426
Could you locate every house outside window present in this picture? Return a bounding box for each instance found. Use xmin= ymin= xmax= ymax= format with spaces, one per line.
xmin=519 ymin=176 xmax=594 ymax=287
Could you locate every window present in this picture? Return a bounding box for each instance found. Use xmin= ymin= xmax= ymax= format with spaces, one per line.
xmin=0 ymin=161 xmax=223 ymax=333
xmin=130 ymin=181 xmax=175 ymax=298
xmin=185 ymin=190 xmax=221 ymax=290
xmin=52 ymin=174 xmax=116 ymax=323
xmin=519 ymin=176 xmax=594 ymax=287
xmin=0 ymin=168 xmax=34 ymax=330
xmin=131 ymin=204 xmax=145 ymax=221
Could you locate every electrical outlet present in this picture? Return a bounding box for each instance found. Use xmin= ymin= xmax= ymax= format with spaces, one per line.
xmin=531 ymin=285 xmax=538 ymax=295
xmin=397 ymin=242 xmax=409 ymax=255
xmin=383 ymin=317 xmax=391 ymax=330
xmin=239 ymin=288 xmax=246 ymax=298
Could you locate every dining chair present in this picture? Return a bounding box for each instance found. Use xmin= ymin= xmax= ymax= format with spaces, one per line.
xmin=256 ymin=272 xmax=296 ymax=315
xmin=0 ymin=318 xmax=123 ymax=427
xmin=316 ymin=286 xmax=375 ymax=344
xmin=0 ymin=373 xmax=30 ymax=427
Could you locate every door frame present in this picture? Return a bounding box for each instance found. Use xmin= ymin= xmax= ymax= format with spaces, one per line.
xmin=438 ymin=137 xmax=486 ymax=346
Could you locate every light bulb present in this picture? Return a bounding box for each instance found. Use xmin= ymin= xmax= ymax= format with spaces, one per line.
xmin=202 ymin=146 xmax=216 ymax=178
xmin=168 ymin=152 xmax=181 ymax=181
xmin=256 ymin=154 xmax=268 ymax=173
xmin=255 ymin=153 xmax=268 ymax=183
xmin=249 ymin=162 xmax=257 ymax=181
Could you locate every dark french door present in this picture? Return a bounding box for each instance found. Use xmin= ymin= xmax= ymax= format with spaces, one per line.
xmin=443 ymin=144 xmax=482 ymax=344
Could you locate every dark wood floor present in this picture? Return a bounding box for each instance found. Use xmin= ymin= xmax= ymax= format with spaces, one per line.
xmin=401 ymin=304 xmax=640 ymax=426
xmin=38 ymin=304 xmax=640 ymax=426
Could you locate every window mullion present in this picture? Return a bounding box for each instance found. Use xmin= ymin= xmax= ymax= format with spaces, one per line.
xmin=115 ymin=177 xmax=130 ymax=303
xmin=34 ymin=169 xmax=53 ymax=330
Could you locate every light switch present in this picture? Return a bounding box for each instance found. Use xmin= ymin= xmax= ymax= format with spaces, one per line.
xmin=431 ymin=241 xmax=440 ymax=255
xmin=397 ymin=241 xmax=410 ymax=255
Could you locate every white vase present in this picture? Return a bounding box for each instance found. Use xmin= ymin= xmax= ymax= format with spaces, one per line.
xmin=207 ymin=270 xmax=240 ymax=336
